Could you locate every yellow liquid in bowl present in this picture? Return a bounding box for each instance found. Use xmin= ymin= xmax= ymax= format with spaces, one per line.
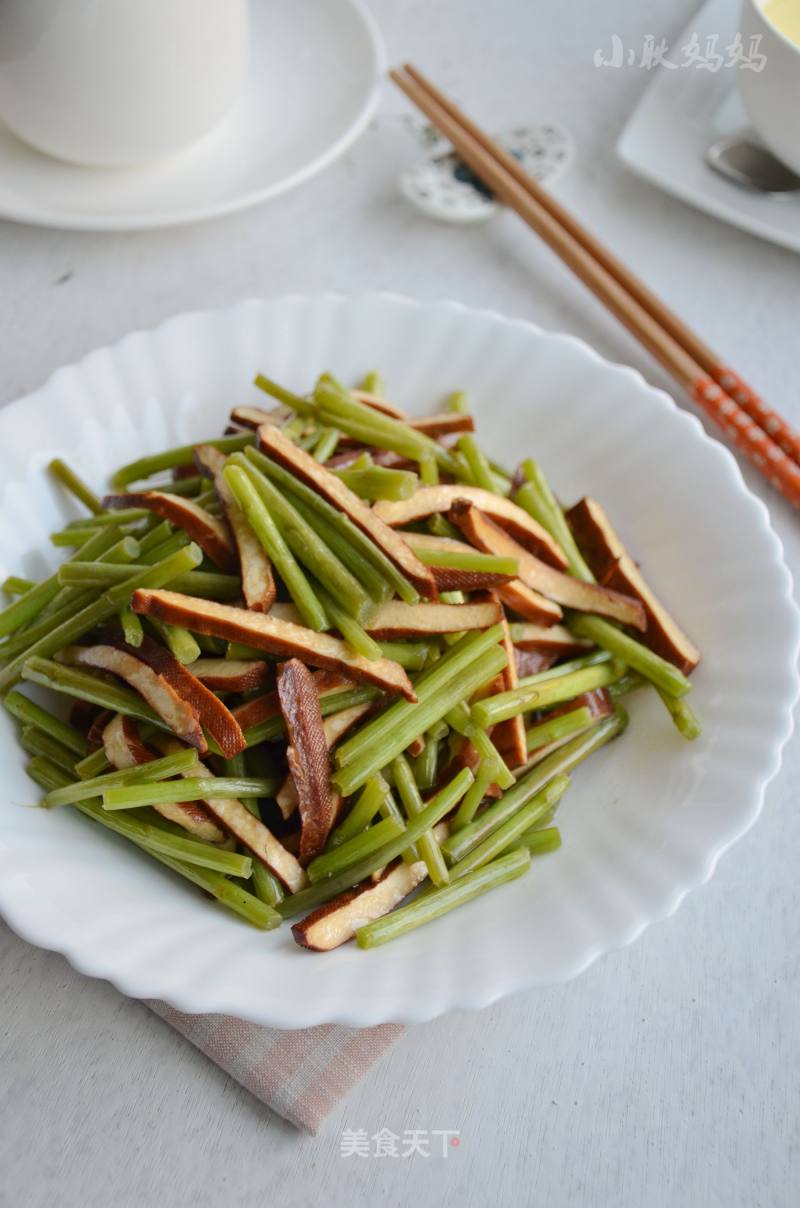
xmin=763 ymin=0 xmax=800 ymax=46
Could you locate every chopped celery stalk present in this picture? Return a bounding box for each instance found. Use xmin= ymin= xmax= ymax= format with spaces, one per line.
xmin=312 ymin=427 xmax=340 ymax=463
xmin=21 ymin=726 xmax=79 ymax=774
xmin=517 ymin=650 xmax=611 ymax=686
xmin=376 ymin=639 xmax=437 ymax=671
xmin=224 ymin=464 xmax=328 ymax=631
xmin=337 ymin=625 xmax=505 ymax=768
xmin=285 ymin=490 xmax=393 ymax=604
xmin=226 ymin=641 xmax=265 ymax=660
xmin=74 ymin=748 xmax=111 ymax=780
xmin=0 ymin=524 xmax=123 ymax=640
xmin=102 ymin=777 xmax=277 ymax=811
xmin=516 ymin=826 xmax=562 ymax=857
xmin=22 ymin=657 xmax=164 ymax=729
xmin=2 ymin=576 xmax=35 ymax=597
xmin=168 ymin=571 xmax=241 ymax=601
xmin=356 ymin=848 xmax=531 ymax=949
xmin=444 ymin=702 xmax=515 ymax=790
xmin=254 ymin=373 xmax=316 ymax=415
xmin=327 ymin=776 xmax=386 ymax=848
xmin=151 ymin=620 xmax=201 ymax=664
xmin=313 ymin=581 xmax=383 ymax=661
xmin=456 ymin=433 xmax=496 ymax=492
xmin=656 ymin=687 xmax=702 ymax=740
xmin=74 ymin=799 xmax=256 ymax=881
xmin=48 ymin=458 xmax=102 ymax=514
xmin=67 ymin=508 xmax=150 ymax=528
xmin=410 ymin=733 xmax=440 ymax=791
xmin=26 ymin=756 xmax=72 ymax=794
xmin=0 ymin=544 xmax=203 ymax=691
xmin=336 ymin=465 xmax=419 ymax=502
xmin=419 ymin=452 xmax=439 ymax=485
xmin=315 ymin=375 xmax=460 ymax=475
xmin=119 ymin=605 xmax=144 ymax=647
xmin=569 ymin=614 xmax=692 ymax=698
xmin=332 ymin=644 xmax=508 ymax=797
xmin=471 ymin=660 xmax=624 ymax=729
xmin=525 ymin=705 xmax=593 ymax=753
xmin=278 ymin=768 xmax=474 ymax=918
xmin=307 ymin=816 xmax=405 ymax=883
xmin=392 ymin=754 xmax=449 ymax=886
xmin=516 ymin=459 xmax=592 ymax=580
xmin=427 ymin=513 xmax=461 ymax=541
xmin=111 ymin=433 xmax=254 ymax=489
xmin=239 ymin=794 xmax=285 ymax=908
xmin=442 ymin=712 xmax=626 ymax=863
xmin=448 ymin=774 xmax=569 ymax=880
xmin=160 ymin=475 xmax=204 ymax=497
xmin=3 ymin=690 xmax=88 ymax=755
xmin=244 ymin=445 xmax=418 ymax=604
xmin=358 ymin=370 xmax=385 ymax=394
xmin=229 ymin=455 xmax=371 ymax=620
xmin=43 ymin=749 xmax=199 ymax=807
xmin=451 ymin=760 xmax=497 ymax=830
xmin=608 ymin=671 xmax=647 ymax=699
xmin=412 ymin=547 xmax=518 ymax=577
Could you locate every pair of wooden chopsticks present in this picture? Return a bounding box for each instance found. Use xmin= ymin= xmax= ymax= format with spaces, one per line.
xmin=391 ymin=64 xmax=800 ymax=511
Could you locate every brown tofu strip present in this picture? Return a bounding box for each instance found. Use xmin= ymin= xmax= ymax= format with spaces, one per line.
xmin=184 ymin=658 xmax=271 ymax=693
xmin=104 ymin=719 xmax=225 ymax=842
xmin=566 ymin=497 xmax=700 ymax=674
xmin=232 ymin=670 xmax=356 ymax=731
xmin=277 ymin=659 xmax=337 ymax=864
xmin=150 ymin=736 xmax=306 ymax=890
xmin=350 ymin=390 xmax=408 ymax=419
xmin=230 ymin=404 xmax=291 ymax=429
xmin=514 ymin=649 xmax=558 ymax=679
xmin=257 ymin=423 xmax=438 ymax=598
xmin=509 ymin=622 xmax=593 ymax=655
xmin=403 ymin=531 xmax=516 ymax=591
xmin=495 ymin=579 xmax=563 ymax=626
xmin=193 ymin=444 xmax=275 ymax=611
xmin=450 ymin=503 xmax=646 ymax=631
xmin=374 ymin=485 xmax=568 ymax=568
xmin=272 ymin=700 xmax=371 ymax=820
xmin=492 ymin=600 xmax=528 ymax=769
xmin=292 ymin=858 xmax=429 ymax=951
xmin=409 ymin=413 xmax=475 ymax=437
xmin=363 ymin=598 xmax=501 ymax=639
xmin=131 ymin=590 xmax=415 ymax=700
xmin=58 ymin=644 xmax=207 ymax=753
xmin=102 ymin=491 xmax=237 ymax=572
xmin=128 ymin=634 xmax=246 ymax=759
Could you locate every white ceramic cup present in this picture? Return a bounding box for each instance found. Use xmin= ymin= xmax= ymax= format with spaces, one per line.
xmin=0 ymin=0 xmax=250 ymax=167
xmin=738 ymin=0 xmax=800 ymax=175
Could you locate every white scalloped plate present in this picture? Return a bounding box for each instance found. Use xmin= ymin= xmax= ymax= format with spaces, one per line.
xmin=0 ymin=295 xmax=797 ymax=1028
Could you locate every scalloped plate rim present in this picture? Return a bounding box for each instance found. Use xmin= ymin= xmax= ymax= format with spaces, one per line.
xmin=0 ymin=291 xmax=797 ymax=1027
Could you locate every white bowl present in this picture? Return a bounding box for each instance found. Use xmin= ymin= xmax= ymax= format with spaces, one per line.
xmin=739 ymin=0 xmax=800 ymax=175
xmin=0 ymin=294 xmax=797 ymax=1028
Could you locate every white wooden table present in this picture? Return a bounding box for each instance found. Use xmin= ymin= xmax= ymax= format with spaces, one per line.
xmin=1 ymin=2 xmax=798 ymax=1204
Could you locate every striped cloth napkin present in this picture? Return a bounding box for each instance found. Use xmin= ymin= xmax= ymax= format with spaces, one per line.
xmin=148 ymin=1000 xmax=404 ymax=1132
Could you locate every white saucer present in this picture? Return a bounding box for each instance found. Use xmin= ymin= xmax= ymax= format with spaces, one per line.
xmin=617 ymin=0 xmax=800 ymax=254
xmin=0 ymin=0 xmax=384 ymax=232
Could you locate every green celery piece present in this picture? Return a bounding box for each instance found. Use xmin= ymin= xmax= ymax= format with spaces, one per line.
xmin=111 ymin=433 xmax=254 ymax=489
xmin=443 ymin=712 xmax=626 ymax=863
xmin=355 ymin=848 xmax=531 ymax=949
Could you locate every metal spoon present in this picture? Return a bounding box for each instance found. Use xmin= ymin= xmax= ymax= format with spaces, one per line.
xmin=706 ymin=131 xmax=800 ymax=196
